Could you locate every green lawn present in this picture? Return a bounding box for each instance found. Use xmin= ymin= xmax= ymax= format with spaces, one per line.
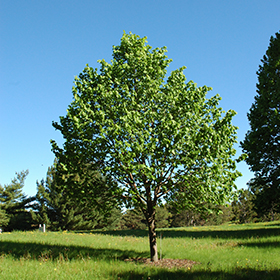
xmin=0 ymin=222 xmax=280 ymax=279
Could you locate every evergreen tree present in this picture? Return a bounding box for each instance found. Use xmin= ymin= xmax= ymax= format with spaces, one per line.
xmin=31 ymin=178 xmax=51 ymax=227
xmin=168 ymin=207 xmax=204 ymax=227
xmin=119 ymin=207 xmax=147 ymax=230
xmin=119 ymin=205 xmax=170 ymax=230
xmin=241 ymin=31 xmax=280 ymax=216
xmin=168 ymin=203 xmax=232 ymax=227
xmin=0 ymin=207 xmax=9 ymax=228
xmin=0 ymin=170 xmax=34 ymax=231
xmin=247 ymin=178 xmax=280 ymax=221
xmin=32 ymin=164 xmax=107 ymax=231
xmin=96 ymin=207 xmax=123 ymax=230
xmin=204 ymin=204 xmax=233 ymax=226
xmin=155 ymin=205 xmax=170 ymax=229
xmin=231 ymin=189 xmax=258 ymax=224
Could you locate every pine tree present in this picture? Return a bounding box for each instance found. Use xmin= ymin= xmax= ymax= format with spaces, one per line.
xmin=0 ymin=170 xmax=35 ymax=231
xmin=155 ymin=205 xmax=170 ymax=228
xmin=96 ymin=208 xmax=123 ymax=230
xmin=0 ymin=207 xmax=9 ymax=228
xmin=30 ymin=178 xmax=51 ymax=227
xmin=241 ymin=31 xmax=280 ymax=216
xmin=32 ymin=165 xmax=106 ymax=231
xmin=119 ymin=207 xmax=147 ymax=230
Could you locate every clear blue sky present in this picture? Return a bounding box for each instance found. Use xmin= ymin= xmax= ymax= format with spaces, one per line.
xmin=1 ymin=0 xmax=280 ymax=197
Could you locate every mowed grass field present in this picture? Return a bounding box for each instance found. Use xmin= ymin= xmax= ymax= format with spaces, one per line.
xmin=0 ymin=222 xmax=280 ymax=280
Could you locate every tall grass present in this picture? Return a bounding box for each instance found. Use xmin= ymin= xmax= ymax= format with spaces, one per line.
xmin=0 ymin=222 xmax=280 ymax=279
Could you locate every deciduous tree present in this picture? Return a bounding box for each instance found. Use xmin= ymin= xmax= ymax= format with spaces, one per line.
xmin=52 ymin=32 xmax=241 ymax=261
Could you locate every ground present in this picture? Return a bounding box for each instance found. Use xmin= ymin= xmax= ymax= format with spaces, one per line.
xmin=125 ymin=258 xmax=199 ymax=269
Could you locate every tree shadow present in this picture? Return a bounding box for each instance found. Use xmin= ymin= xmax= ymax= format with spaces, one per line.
xmin=114 ymin=267 xmax=280 ymax=280
xmin=238 ymin=240 xmax=280 ymax=248
xmin=94 ymin=227 xmax=280 ymax=240
xmin=263 ymin=222 xmax=280 ymax=227
xmin=1 ymin=239 xmax=279 ymax=279
xmin=0 ymin=240 xmax=147 ymax=261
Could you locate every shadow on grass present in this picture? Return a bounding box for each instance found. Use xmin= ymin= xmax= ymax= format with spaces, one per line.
xmin=114 ymin=268 xmax=280 ymax=280
xmin=239 ymin=240 xmax=280 ymax=248
xmin=264 ymin=222 xmax=280 ymax=227
xmin=1 ymin=239 xmax=279 ymax=280
xmin=93 ymin=227 xmax=280 ymax=240
xmin=0 ymin=240 xmax=147 ymax=261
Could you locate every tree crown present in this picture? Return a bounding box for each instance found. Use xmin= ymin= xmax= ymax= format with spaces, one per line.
xmin=52 ymin=32 xmax=241 ymax=211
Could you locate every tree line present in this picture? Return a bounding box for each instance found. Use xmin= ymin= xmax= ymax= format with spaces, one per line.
xmin=1 ymin=164 xmax=278 ymax=232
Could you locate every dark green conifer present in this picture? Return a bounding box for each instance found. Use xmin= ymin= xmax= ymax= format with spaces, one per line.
xmin=32 ymin=165 xmax=105 ymax=231
xmin=241 ymin=31 xmax=280 ymax=216
xmin=0 ymin=170 xmax=34 ymax=231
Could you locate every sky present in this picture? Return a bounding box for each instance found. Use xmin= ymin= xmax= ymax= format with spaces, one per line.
xmin=1 ymin=0 xmax=280 ymax=197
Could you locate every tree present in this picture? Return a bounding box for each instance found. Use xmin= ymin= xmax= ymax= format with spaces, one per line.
xmin=155 ymin=205 xmax=170 ymax=229
xmin=247 ymin=178 xmax=280 ymax=221
xmin=52 ymin=32 xmax=242 ymax=261
xmin=231 ymin=189 xmax=257 ymax=224
xmin=32 ymin=164 xmax=116 ymax=231
xmin=0 ymin=207 xmax=9 ymax=228
xmin=119 ymin=207 xmax=147 ymax=230
xmin=0 ymin=170 xmax=35 ymax=231
xmin=168 ymin=207 xmax=202 ymax=227
xmin=168 ymin=203 xmax=232 ymax=227
xmin=96 ymin=207 xmax=123 ymax=230
xmin=119 ymin=205 xmax=169 ymax=230
xmin=241 ymin=31 xmax=280 ymax=216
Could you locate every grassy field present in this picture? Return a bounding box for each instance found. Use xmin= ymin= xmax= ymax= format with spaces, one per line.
xmin=0 ymin=222 xmax=280 ymax=279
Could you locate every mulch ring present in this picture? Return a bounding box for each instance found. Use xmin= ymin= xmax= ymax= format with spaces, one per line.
xmin=124 ymin=257 xmax=200 ymax=269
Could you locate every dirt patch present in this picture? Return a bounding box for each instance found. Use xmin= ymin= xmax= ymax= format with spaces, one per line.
xmin=124 ymin=257 xmax=200 ymax=269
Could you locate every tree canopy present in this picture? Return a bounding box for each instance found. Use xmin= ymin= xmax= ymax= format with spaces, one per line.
xmin=52 ymin=32 xmax=242 ymax=261
xmin=241 ymin=31 xmax=280 ymax=216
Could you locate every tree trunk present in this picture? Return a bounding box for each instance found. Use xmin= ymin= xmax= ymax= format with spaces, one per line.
xmin=148 ymin=216 xmax=158 ymax=262
xmin=141 ymin=183 xmax=158 ymax=262
xmin=146 ymin=200 xmax=158 ymax=262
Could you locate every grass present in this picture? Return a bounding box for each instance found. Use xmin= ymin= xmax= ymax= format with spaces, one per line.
xmin=0 ymin=222 xmax=280 ymax=279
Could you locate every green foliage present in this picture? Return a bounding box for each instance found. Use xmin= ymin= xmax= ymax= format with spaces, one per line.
xmin=241 ymin=31 xmax=280 ymax=216
xmin=247 ymin=178 xmax=280 ymax=222
xmin=168 ymin=204 xmax=232 ymax=227
xmin=119 ymin=208 xmax=147 ymax=230
xmin=0 ymin=207 xmax=9 ymax=228
xmin=204 ymin=205 xmax=233 ymax=226
xmin=119 ymin=205 xmax=170 ymax=230
xmin=31 ymin=164 xmax=110 ymax=231
xmin=155 ymin=205 xmax=170 ymax=228
xmin=0 ymin=170 xmax=34 ymax=231
xmin=168 ymin=208 xmax=201 ymax=227
xmin=50 ymin=146 xmax=121 ymax=219
xmin=107 ymin=203 xmax=235 ymax=230
xmin=231 ymin=189 xmax=258 ymax=224
xmin=52 ymin=32 xmax=241 ymax=260
xmin=96 ymin=208 xmax=123 ymax=230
